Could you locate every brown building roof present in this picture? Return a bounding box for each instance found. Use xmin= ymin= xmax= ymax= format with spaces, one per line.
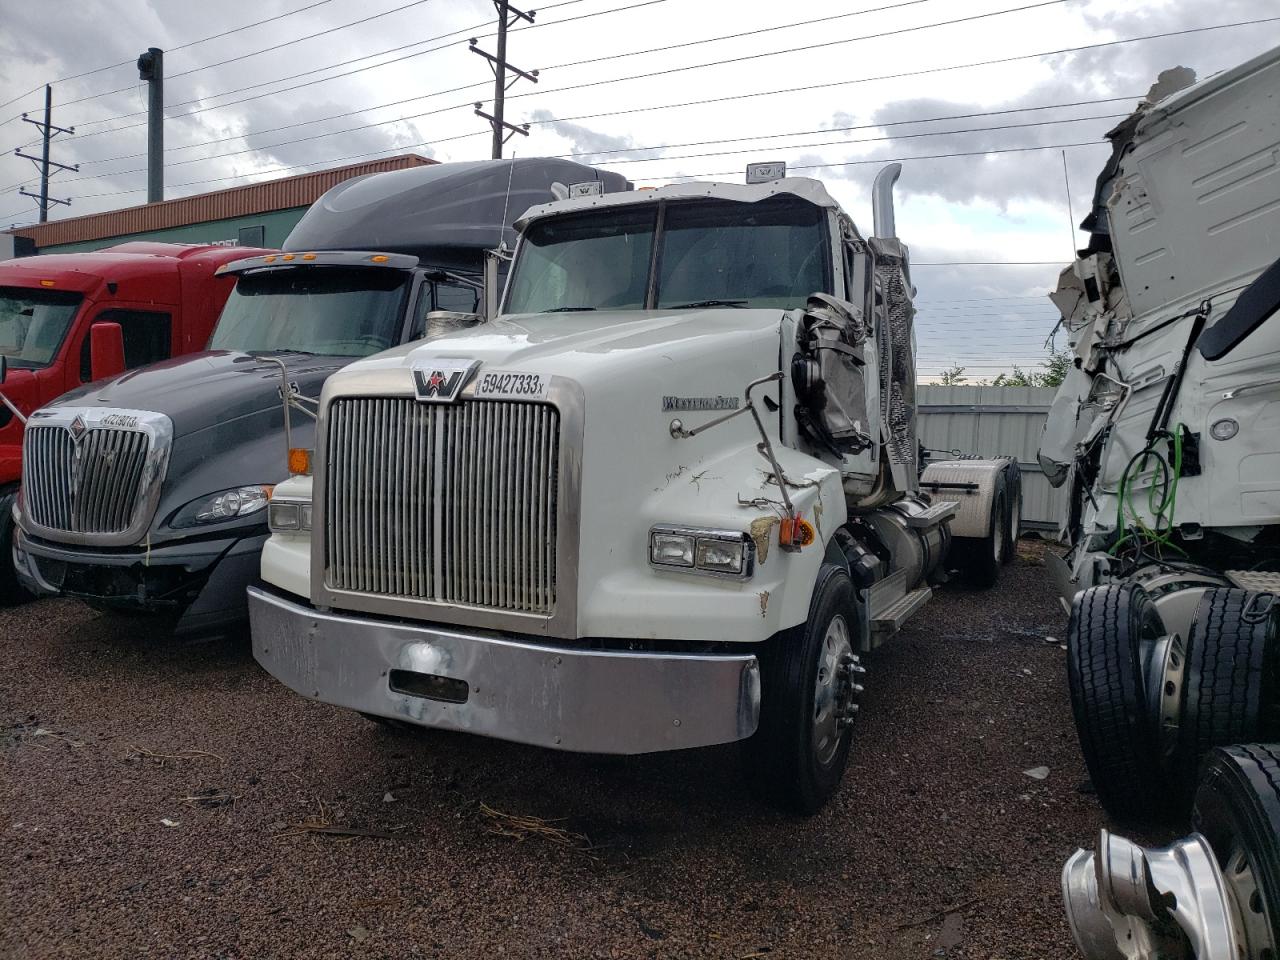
xmin=7 ymin=154 xmax=435 ymax=248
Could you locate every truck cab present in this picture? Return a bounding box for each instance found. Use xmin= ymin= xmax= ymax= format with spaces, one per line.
xmin=11 ymin=159 xmax=629 ymax=636
xmin=250 ymin=165 xmax=1011 ymax=812
xmin=0 ymin=242 xmax=274 ymax=601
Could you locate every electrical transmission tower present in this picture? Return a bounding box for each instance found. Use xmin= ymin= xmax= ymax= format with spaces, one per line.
xmin=471 ymin=0 xmax=538 ymax=159
xmin=14 ymin=85 xmax=78 ymax=223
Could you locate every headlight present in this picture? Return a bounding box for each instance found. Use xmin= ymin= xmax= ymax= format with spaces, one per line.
xmin=649 ymin=525 xmax=753 ymax=579
xmin=170 ymin=485 xmax=272 ymax=527
xmin=268 ymin=499 xmax=312 ymax=532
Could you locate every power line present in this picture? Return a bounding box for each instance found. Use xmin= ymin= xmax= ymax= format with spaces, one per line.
xmin=0 ymin=0 xmax=346 ymax=117
xmin=624 ymin=141 xmax=1104 ymax=184
xmin=41 ymin=0 xmax=660 ymax=142
xmin=51 ymin=135 xmax=1104 ymax=203
xmin=518 ymin=15 xmax=1280 ymax=128
xmin=51 ymin=0 xmax=440 ymax=110
xmin=581 ymin=112 xmax=1126 ymax=167
xmin=48 ymin=102 xmax=1127 ymax=189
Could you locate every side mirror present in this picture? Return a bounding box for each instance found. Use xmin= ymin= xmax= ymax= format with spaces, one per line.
xmin=90 ymin=322 xmax=126 ymax=382
xmin=483 ymin=248 xmax=503 ymax=320
xmin=0 ymin=354 xmax=7 ymax=385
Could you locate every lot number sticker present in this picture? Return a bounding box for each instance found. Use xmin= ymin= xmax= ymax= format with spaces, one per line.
xmin=474 ymin=370 xmax=550 ymax=401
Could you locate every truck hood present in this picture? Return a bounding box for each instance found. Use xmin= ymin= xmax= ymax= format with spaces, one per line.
xmin=346 ymin=308 xmax=787 ymax=378
xmin=48 ymin=350 xmax=352 ymax=438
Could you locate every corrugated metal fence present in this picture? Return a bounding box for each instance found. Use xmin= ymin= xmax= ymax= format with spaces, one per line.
xmin=917 ymin=385 xmax=1064 ymax=533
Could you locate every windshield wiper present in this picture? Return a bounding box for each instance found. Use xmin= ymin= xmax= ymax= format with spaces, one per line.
xmin=665 ymin=299 xmax=747 ymax=309
xmin=543 ymin=306 xmax=598 ymax=313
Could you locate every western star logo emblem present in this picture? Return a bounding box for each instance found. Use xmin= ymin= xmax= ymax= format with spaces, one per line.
xmin=412 ymin=359 xmax=479 ymax=403
xmin=68 ymin=415 xmax=87 ymax=442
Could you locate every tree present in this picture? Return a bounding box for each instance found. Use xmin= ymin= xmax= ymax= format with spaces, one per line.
xmin=938 ymin=364 xmax=968 ymax=385
xmin=983 ymin=350 xmax=1072 ymax=388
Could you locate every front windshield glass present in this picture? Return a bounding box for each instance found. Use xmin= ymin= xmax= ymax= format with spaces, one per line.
xmin=0 ymin=287 xmax=83 ymax=369
xmin=209 ymin=267 xmax=409 ymax=357
xmin=504 ymin=208 xmax=656 ymax=314
xmin=503 ymin=197 xmax=830 ymax=314
xmin=656 ymin=198 xmax=829 ymax=310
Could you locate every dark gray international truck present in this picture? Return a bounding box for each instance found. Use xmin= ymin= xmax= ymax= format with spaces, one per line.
xmin=12 ymin=158 xmax=629 ymax=635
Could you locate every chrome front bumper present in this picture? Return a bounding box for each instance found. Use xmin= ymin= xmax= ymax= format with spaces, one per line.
xmin=249 ymin=587 xmax=761 ymax=754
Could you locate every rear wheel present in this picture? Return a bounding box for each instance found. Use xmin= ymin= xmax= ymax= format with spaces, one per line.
xmin=1066 ymin=582 xmax=1171 ymax=823
xmin=1173 ymin=589 xmax=1278 ymax=800
xmin=746 ymin=563 xmax=862 ymax=815
xmin=1192 ymin=744 xmax=1280 ymax=959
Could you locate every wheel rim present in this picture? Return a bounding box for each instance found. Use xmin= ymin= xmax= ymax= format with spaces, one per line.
xmin=813 ymin=615 xmax=854 ymax=766
xmin=1223 ymin=842 xmax=1278 ymax=957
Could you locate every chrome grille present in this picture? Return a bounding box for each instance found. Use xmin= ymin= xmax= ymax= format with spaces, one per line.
xmin=23 ymin=425 xmax=152 ymax=535
xmin=325 ymin=397 xmax=560 ymax=614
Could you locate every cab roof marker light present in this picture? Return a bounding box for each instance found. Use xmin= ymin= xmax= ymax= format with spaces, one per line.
xmin=282 ymin=254 xmax=295 ymax=261
xmin=370 ymin=254 xmax=389 ymax=263
xmin=302 ymin=253 xmax=316 ymax=261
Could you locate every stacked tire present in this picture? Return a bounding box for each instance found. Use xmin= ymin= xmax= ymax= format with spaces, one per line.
xmin=1065 ymin=583 xmax=1280 ymax=955
xmin=1067 ymin=583 xmax=1278 ymax=822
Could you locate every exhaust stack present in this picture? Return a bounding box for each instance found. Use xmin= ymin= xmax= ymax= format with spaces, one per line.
xmin=872 ymin=163 xmax=902 ymax=240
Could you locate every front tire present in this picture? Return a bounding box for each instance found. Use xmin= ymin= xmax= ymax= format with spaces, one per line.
xmin=0 ymin=492 xmax=32 ymax=606
xmin=746 ymin=563 xmax=862 ymax=815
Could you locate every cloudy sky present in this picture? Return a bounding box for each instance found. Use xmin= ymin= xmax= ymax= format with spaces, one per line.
xmin=1 ymin=0 xmax=1277 ymax=379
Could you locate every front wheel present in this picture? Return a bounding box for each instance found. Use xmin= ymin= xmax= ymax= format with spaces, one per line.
xmin=745 ymin=563 xmax=863 ymax=815
xmin=0 ymin=492 xmax=33 ymax=607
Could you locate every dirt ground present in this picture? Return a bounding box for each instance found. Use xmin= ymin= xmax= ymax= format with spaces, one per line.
xmin=1 ymin=541 xmax=1109 ymax=959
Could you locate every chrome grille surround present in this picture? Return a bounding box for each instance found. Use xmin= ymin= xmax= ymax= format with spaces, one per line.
xmin=312 ymin=371 xmax=582 ymax=639
xmin=20 ymin=407 xmax=174 ymax=547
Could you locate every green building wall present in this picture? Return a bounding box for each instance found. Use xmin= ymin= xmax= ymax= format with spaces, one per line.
xmin=36 ymin=207 xmax=308 ymax=254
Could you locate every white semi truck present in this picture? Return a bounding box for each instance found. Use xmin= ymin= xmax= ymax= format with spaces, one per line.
xmin=248 ymin=163 xmax=1017 ymax=813
xmin=1036 ymin=45 xmax=1280 ymax=960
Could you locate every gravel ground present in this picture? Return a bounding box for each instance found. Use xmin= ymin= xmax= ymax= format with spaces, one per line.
xmin=2 ymin=540 xmax=1106 ymax=959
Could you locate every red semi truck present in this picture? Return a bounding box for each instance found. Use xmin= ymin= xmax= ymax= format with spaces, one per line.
xmin=0 ymin=240 xmax=274 ymax=602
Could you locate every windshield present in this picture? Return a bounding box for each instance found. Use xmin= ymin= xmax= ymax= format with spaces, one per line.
xmin=503 ymin=197 xmax=830 ymax=314
xmin=0 ymin=287 xmax=83 ymax=369
xmin=209 ymin=267 xmax=409 ymax=357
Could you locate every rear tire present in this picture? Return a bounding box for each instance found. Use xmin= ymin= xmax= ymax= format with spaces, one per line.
xmin=1173 ymin=589 xmax=1278 ymax=801
xmin=1066 ymin=582 xmax=1170 ymax=823
xmin=0 ymin=493 xmax=32 ymax=606
xmin=962 ymin=474 xmax=1007 ymax=589
xmin=1000 ymin=460 xmax=1022 ymax=564
xmin=746 ymin=563 xmax=860 ymax=815
xmin=1192 ymin=744 xmax=1280 ymax=958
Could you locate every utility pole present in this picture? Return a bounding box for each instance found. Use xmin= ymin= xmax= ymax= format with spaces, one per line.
xmin=15 ymin=85 xmax=78 ymax=223
xmin=471 ymin=1 xmax=538 ymax=159
xmin=137 ymin=48 xmax=164 ymax=203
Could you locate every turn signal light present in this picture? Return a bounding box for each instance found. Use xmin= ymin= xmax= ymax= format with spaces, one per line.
xmin=39 ymin=279 xmax=55 ymax=287
xmin=288 ymin=447 xmax=312 ymax=475
xmin=779 ymin=516 xmax=816 ymax=548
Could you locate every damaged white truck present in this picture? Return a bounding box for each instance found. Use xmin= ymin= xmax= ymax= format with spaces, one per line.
xmin=249 ymin=163 xmax=1016 ymax=813
xmin=1038 ymin=46 xmax=1280 ymax=959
